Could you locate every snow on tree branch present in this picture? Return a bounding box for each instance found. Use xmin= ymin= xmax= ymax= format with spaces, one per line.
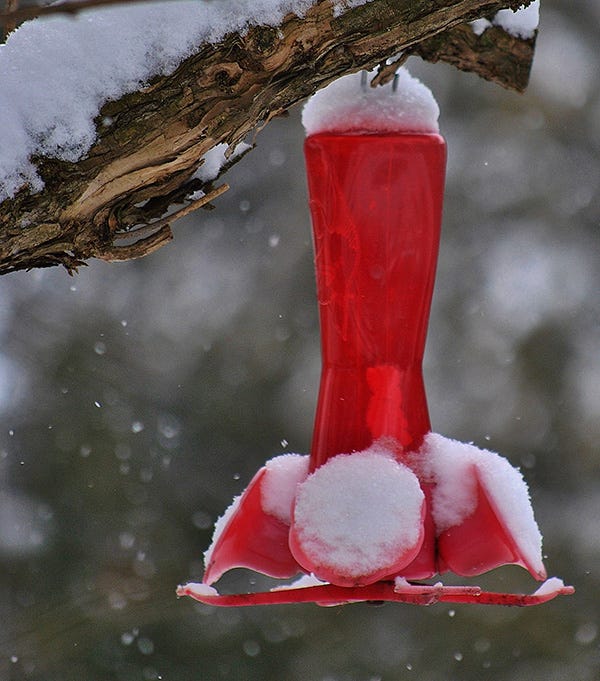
xmin=0 ymin=0 xmax=537 ymax=274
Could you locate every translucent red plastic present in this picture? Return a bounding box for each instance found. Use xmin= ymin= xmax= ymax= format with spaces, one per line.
xmin=202 ymin=469 xmax=300 ymax=585
xmin=300 ymin=132 xmax=446 ymax=580
xmin=306 ymin=133 xmax=446 ymax=467
xmin=178 ymin=579 xmax=574 ymax=608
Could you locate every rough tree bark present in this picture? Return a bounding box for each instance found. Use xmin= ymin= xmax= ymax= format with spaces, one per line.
xmin=0 ymin=0 xmax=536 ymax=275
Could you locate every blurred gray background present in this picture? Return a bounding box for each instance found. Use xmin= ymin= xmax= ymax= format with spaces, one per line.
xmin=0 ymin=1 xmax=598 ymax=679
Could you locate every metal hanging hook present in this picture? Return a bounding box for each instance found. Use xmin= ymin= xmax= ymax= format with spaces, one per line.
xmin=360 ymin=70 xmax=368 ymax=92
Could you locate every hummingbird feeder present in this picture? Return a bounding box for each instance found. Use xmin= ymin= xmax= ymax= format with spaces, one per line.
xmin=178 ymin=69 xmax=573 ymax=608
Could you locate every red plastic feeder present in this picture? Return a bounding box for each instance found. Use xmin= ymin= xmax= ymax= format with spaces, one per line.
xmin=178 ymin=71 xmax=573 ymax=608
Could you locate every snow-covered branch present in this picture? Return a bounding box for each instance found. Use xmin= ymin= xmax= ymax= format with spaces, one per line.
xmin=0 ymin=0 xmax=537 ymax=274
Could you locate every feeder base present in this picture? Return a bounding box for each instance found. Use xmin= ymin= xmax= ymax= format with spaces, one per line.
xmin=177 ymin=577 xmax=573 ymax=608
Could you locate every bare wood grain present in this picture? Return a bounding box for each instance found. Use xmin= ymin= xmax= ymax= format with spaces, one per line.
xmin=0 ymin=0 xmax=535 ymax=274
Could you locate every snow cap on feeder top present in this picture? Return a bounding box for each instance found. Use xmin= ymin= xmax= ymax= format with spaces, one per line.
xmin=302 ymin=67 xmax=440 ymax=136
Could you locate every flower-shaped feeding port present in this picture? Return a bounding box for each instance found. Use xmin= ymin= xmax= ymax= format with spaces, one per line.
xmin=178 ymin=70 xmax=573 ymax=607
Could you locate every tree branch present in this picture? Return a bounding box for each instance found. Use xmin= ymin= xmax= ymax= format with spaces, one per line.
xmin=1 ymin=0 xmax=18 ymax=37
xmin=412 ymin=20 xmax=535 ymax=93
xmin=0 ymin=0 xmax=536 ymax=275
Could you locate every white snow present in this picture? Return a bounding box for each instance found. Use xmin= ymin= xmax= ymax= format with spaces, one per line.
xmin=292 ymin=443 xmax=424 ymax=581
xmin=302 ymin=67 xmax=439 ymax=136
xmin=470 ymin=18 xmax=492 ymax=36
xmin=420 ymin=432 xmax=544 ymax=576
xmin=271 ymin=573 xmax=327 ymax=590
xmin=332 ymin=0 xmax=370 ymax=18
xmin=177 ymin=582 xmax=219 ymax=597
xmin=532 ymin=576 xmax=566 ymax=596
xmin=203 ymin=493 xmax=242 ymax=572
xmin=494 ymin=1 xmax=539 ymax=40
xmin=193 ymin=142 xmax=253 ymax=183
xmin=0 ymin=0 xmax=369 ymax=201
xmin=470 ymin=2 xmax=539 ymax=40
xmin=261 ymin=453 xmax=309 ymax=523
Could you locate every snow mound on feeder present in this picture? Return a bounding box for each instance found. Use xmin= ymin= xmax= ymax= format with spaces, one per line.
xmin=177 ymin=582 xmax=219 ymax=598
xmin=421 ymin=432 xmax=544 ymax=576
xmin=291 ymin=443 xmax=425 ymax=584
xmin=272 ymin=573 xmax=327 ymax=590
xmin=533 ymin=576 xmax=567 ymax=597
xmin=302 ymin=67 xmax=440 ymax=135
xmin=261 ymin=453 xmax=309 ymax=523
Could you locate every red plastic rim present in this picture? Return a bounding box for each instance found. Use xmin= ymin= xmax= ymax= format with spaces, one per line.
xmin=177 ymin=578 xmax=574 ymax=608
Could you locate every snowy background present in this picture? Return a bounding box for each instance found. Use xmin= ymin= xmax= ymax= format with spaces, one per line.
xmin=0 ymin=0 xmax=599 ymax=679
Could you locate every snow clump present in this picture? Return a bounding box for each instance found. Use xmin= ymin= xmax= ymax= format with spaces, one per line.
xmin=470 ymin=1 xmax=539 ymax=40
xmin=292 ymin=443 xmax=424 ymax=581
xmin=494 ymin=1 xmax=540 ymax=40
xmin=261 ymin=453 xmax=309 ymax=523
xmin=302 ymin=67 xmax=440 ymax=136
